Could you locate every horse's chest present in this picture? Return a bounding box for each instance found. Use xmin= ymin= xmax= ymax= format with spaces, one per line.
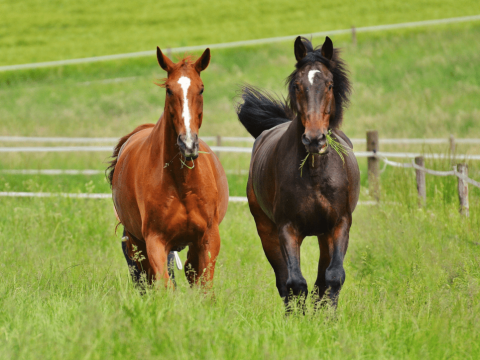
xmin=302 ymin=187 xmax=336 ymax=216
xmin=149 ymin=190 xmax=215 ymax=237
xmin=275 ymin=178 xmax=340 ymax=234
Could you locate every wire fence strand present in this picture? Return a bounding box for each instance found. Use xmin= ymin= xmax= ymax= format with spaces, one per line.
xmin=378 ymin=156 xmax=480 ymax=188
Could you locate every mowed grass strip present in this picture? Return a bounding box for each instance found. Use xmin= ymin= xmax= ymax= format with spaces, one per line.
xmin=1 ymin=0 xmax=479 ymax=65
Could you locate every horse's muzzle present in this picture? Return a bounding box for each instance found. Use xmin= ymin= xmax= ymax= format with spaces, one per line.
xmin=302 ymin=132 xmax=329 ymax=155
xmin=177 ymin=134 xmax=199 ymax=160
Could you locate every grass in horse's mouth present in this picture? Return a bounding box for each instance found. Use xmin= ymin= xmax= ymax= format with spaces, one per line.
xmin=325 ymin=130 xmax=350 ymax=164
xmin=174 ymin=151 xmax=211 ymax=170
xmin=298 ymin=130 xmax=351 ymax=177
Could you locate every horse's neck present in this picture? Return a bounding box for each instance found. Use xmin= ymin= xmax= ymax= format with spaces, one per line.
xmin=285 ymin=117 xmax=309 ymax=157
xmin=149 ymin=112 xmax=179 ymax=166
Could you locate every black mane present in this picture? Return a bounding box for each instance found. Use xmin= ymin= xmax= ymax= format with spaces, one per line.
xmin=236 ymin=37 xmax=352 ymax=138
xmin=286 ymin=37 xmax=352 ymax=128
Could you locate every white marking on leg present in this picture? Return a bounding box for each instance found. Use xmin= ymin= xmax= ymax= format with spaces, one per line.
xmin=308 ymin=70 xmax=321 ymax=85
xmin=177 ymin=76 xmax=193 ymax=148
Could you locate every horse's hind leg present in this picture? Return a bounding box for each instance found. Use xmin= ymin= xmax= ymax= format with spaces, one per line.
xmin=314 ymin=216 xmax=351 ymax=307
xmin=124 ymin=231 xmax=154 ymax=284
xmin=167 ymin=252 xmax=176 ymax=285
xmin=247 ymin=186 xmax=289 ymax=301
xmin=122 ymin=229 xmax=141 ymax=283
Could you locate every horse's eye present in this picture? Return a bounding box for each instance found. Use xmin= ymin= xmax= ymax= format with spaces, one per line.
xmin=328 ymin=84 xmax=333 ymax=91
xmin=166 ymin=88 xmax=173 ymax=96
xmin=200 ymin=88 xmax=204 ymax=95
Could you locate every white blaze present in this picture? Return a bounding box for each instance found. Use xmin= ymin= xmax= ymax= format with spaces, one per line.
xmin=177 ymin=76 xmax=193 ymax=148
xmin=308 ymin=70 xmax=321 ymax=85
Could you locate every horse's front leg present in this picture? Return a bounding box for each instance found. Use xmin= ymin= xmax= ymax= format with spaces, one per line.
xmin=185 ymin=224 xmax=221 ymax=289
xmin=145 ymin=233 xmax=173 ymax=288
xmin=315 ymin=216 xmax=350 ymax=307
xmin=278 ymin=224 xmax=307 ymax=305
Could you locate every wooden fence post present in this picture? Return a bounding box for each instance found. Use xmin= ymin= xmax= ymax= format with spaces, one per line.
xmin=216 ymin=135 xmax=222 ymax=158
xmin=352 ymin=26 xmax=357 ymax=47
xmin=415 ymin=156 xmax=426 ymax=207
xmin=167 ymin=48 xmax=172 ymax=59
xmin=449 ymin=135 xmax=456 ymax=164
xmin=367 ymin=130 xmax=379 ymax=201
xmin=457 ymin=163 xmax=469 ymax=217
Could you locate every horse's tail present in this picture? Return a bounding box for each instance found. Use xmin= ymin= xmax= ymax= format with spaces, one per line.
xmin=235 ymin=85 xmax=293 ymax=139
xmin=106 ymin=123 xmax=155 ymax=187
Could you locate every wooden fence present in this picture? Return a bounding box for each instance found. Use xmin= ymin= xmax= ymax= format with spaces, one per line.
xmin=366 ymin=130 xmax=479 ymax=216
xmin=0 ymin=132 xmax=479 ymax=214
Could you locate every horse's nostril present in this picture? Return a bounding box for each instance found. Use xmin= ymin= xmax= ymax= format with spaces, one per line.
xmin=315 ymin=133 xmax=327 ymax=146
xmin=302 ymin=134 xmax=311 ymax=145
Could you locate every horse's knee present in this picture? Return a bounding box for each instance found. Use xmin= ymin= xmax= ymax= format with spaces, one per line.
xmin=325 ymin=266 xmax=345 ymax=293
xmin=286 ymin=276 xmax=308 ymax=296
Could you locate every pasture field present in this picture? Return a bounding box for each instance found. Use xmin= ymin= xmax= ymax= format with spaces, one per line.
xmin=1 ymin=5 xmax=480 ymax=359
xmin=0 ymin=176 xmax=479 ymax=359
xmin=1 ymin=22 xmax=480 ymax=141
xmin=1 ymin=0 xmax=479 ymax=65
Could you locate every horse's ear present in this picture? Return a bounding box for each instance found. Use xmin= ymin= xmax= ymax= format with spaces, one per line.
xmin=321 ymin=37 xmax=334 ymax=60
xmin=294 ymin=36 xmax=307 ymax=62
xmin=194 ymin=48 xmax=211 ymax=73
xmin=157 ymin=47 xmax=174 ymax=72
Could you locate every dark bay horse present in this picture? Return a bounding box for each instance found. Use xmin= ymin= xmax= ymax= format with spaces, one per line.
xmin=236 ymin=37 xmax=360 ymax=307
xmin=107 ymin=47 xmax=229 ymax=288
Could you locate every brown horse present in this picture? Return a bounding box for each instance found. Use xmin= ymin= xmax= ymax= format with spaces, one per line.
xmin=107 ymin=47 xmax=229 ymax=288
xmin=236 ymin=36 xmax=360 ymax=307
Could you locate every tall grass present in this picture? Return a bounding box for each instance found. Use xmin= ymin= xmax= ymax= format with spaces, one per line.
xmin=0 ymin=177 xmax=479 ymax=358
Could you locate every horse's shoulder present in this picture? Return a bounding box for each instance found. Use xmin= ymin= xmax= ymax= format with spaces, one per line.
xmin=118 ymin=126 xmax=154 ymax=159
xmin=332 ymin=129 xmax=353 ymax=149
xmin=252 ymin=122 xmax=289 ymax=155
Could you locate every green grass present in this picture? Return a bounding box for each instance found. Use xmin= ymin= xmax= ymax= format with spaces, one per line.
xmin=1 ymin=0 xmax=479 ymax=65
xmin=1 ymin=2 xmax=480 ymax=358
xmin=1 ymin=23 xmax=480 ymax=140
xmin=0 ymin=186 xmax=479 ymax=359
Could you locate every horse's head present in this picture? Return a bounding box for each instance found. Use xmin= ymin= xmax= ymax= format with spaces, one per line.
xmin=157 ymin=47 xmax=211 ymax=160
xmin=287 ymin=36 xmax=351 ymax=155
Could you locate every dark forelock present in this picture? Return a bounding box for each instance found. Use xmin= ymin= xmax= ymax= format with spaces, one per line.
xmin=286 ymin=37 xmax=352 ymax=128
